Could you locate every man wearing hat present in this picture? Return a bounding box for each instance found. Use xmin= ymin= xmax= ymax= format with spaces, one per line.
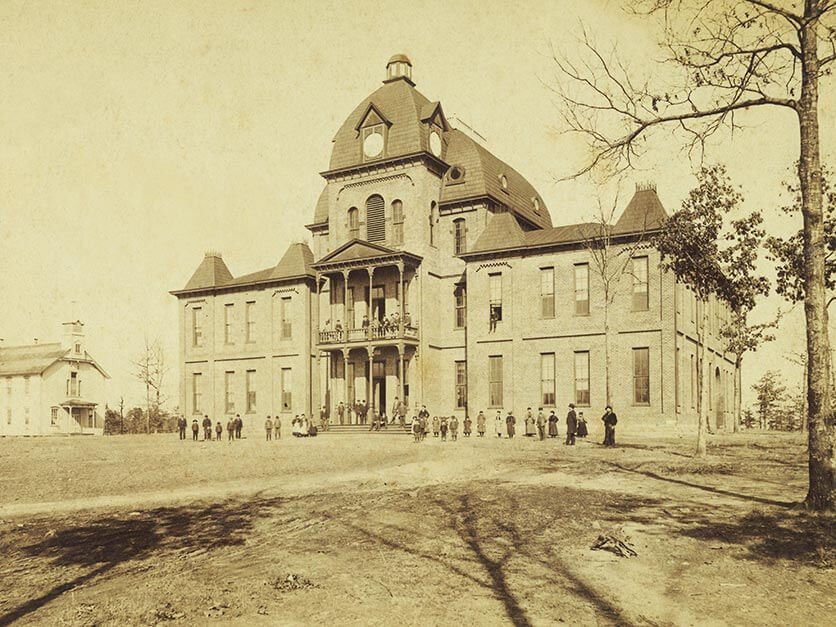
xmin=602 ymin=405 xmax=618 ymax=446
xmin=565 ymin=403 xmax=578 ymax=446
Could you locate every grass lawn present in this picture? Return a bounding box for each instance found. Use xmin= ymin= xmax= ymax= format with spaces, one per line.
xmin=0 ymin=429 xmax=832 ymax=626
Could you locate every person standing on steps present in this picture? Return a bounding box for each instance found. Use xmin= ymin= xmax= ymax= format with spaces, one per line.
xmin=602 ymin=406 xmax=618 ymax=447
xmin=337 ymin=401 xmax=345 ymax=425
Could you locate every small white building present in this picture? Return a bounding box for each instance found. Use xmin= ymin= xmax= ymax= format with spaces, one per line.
xmin=0 ymin=321 xmax=109 ymax=436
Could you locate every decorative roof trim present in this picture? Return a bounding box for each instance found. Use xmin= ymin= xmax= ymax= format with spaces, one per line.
xmin=170 ymin=274 xmax=315 ymax=298
xmin=320 ymin=151 xmax=447 ymax=180
xmin=353 ymin=102 xmax=392 ymax=132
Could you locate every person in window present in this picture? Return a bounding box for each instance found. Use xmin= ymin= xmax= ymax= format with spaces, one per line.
xmin=489 ymin=307 xmax=498 ymax=332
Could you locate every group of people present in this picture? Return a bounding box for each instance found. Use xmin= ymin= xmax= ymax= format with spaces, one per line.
xmin=177 ymin=402 xmax=620 ymax=447
xmin=406 ymin=403 xmax=617 ymax=446
xmin=322 ymin=312 xmax=413 ymax=340
xmin=178 ymin=414 xmax=245 ymax=442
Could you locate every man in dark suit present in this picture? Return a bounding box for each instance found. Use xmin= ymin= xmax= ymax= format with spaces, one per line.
xmin=565 ymin=403 xmax=577 ymax=445
xmin=177 ymin=415 xmax=187 ymax=440
xmin=602 ymin=406 xmax=618 ymax=446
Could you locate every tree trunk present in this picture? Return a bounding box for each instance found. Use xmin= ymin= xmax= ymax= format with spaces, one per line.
xmin=798 ymin=10 xmax=835 ymax=511
xmin=604 ymin=299 xmax=612 ymax=407
xmin=696 ymin=298 xmax=708 ymax=456
xmin=733 ymin=356 xmax=742 ymax=433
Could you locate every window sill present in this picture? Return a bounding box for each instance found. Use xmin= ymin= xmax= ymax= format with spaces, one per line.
xmin=632 ymin=403 xmax=651 ymax=407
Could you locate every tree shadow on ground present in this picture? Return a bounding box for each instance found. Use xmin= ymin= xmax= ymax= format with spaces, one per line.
xmin=605 ymin=462 xmax=796 ymax=508
xmin=333 ymin=486 xmax=651 ymax=627
xmin=0 ymin=496 xmax=285 ymax=626
xmin=679 ymin=509 xmax=835 ymax=566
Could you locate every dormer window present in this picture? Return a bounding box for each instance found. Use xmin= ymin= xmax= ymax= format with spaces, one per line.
xmin=499 ymin=174 xmax=509 ymax=191
xmin=447 ymin=165 xmax=465 ymax=184
xmin=362 ymin=125 xmax=385 ymax=160
xmin=532 ymin=197 xmax=541 ymax=213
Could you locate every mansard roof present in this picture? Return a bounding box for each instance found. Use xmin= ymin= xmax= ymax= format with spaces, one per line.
xmin=173 ymin=243 xmax=315 ymax=296
xmin=440 ymin=129 xmax=552 ymax=229
xmin=465 ymin=188 xmax=668 ymax=257
xmin=182 ymin=252 xmax=234 ymax=291
xmin=328 ymin=79 xmax=435 ymax=172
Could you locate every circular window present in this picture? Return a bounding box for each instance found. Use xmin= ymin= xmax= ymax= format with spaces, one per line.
xmin=429 ymin=131 xmax=442 ymax=157
xmin=500 ymin=174 xmax=509 ymax=190
xmin=363 ymin=131 xmax=384 ymax=158
xmin=532 ymin=197 xmax=540 ymax=213
xmin=448 ymin=166 xmax=465 ymax=181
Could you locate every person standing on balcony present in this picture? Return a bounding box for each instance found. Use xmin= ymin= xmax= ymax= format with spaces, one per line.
xmin=335 ymin=320 xmax=343 ymax=340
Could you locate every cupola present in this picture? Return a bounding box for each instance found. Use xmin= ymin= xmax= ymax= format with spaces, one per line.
xmin=385 ymin=53 xmax=414 ymax=85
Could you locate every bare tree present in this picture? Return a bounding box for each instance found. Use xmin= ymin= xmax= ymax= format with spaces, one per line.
xmin=133 ymin=338 xmax=167 ymax=434
xmin=552 ymin=0 xmax=836 ymax=510
xmin=579 ymin=189 xmax=651 ymax=406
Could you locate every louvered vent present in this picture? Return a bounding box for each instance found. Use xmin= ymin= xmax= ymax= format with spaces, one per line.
xmin=366 ymin=195 xmax=386 ymax=242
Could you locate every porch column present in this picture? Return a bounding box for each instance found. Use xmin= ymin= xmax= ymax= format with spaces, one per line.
xmin=342 ymin=348 xmax=350 ymax=423
xmin=367 ymin=266 xmax=375 ymax=339
xmin=367 ymin=346 xmax=373 ymax=419
xmin=398 ymin=343 xmax=405 ymax=403
xmin=341 ymin=270 xmax=349 ymax=332
xmin=397 ymin=261 xmax=404 ymax=336
xmin=316 ymin=273 xmax=322 ymax=404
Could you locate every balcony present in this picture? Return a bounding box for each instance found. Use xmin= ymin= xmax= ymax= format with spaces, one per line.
xmin=319 ymin=324 xmax=418 ymax=346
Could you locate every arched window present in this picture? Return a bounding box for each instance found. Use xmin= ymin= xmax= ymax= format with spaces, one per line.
xmin=366 ymin=195 xmax=385 ymax=242
xmin=453 ymin=218 xmax=466 ymax=255
xmin=391 ymin=199 xmax=404 ymax=245
xmin=348 ymin=207 xmax=359 ymax=238
xmin=429 ymin=201 xmax=438 ymax=246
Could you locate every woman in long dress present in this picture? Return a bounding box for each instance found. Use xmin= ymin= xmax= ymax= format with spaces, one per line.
xmin=576 ymin=412 xmax=589 ymax=438
xmin=525 ymin=408 xmax=536 ymax=436
xmin=548 ymin=410 xmax=558 ymax=438
xmin=495 ymin=412 xmax=503 ymax=438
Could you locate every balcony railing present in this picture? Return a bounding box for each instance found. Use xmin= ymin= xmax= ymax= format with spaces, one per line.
xmin=319 ymin=324 xmax=418 ymax=345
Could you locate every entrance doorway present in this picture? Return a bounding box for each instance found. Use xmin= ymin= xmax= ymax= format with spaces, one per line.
xmin=368 ymin=285 xmax=385 ymax=323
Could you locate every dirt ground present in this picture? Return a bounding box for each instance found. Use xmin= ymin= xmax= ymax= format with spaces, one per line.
xmin=0 ymin=428 xmax=833 ymax=626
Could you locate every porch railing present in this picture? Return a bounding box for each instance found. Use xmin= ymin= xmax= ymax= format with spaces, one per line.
xmin=319 ymin=324 xmax=418 ymax=345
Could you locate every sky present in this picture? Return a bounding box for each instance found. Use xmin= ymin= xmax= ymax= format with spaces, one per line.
xmin=0 ymin=0 xmax=832 ymax=409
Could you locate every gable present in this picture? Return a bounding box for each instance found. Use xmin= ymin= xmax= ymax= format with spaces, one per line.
xmin=314 ymin=239 xmax=399 ymax=265
xmin=420 ymin=101 xmax=450 ymax=131
xmin=354 ymin=103 xmax=392 ymax=131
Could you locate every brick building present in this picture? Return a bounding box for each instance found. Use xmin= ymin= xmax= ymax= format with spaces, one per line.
xmin=173 ymin=55 xmax=737 ymax=430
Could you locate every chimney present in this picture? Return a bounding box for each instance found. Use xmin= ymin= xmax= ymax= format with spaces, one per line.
xmin=33 ymin=338 xmax=38 ymax=344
